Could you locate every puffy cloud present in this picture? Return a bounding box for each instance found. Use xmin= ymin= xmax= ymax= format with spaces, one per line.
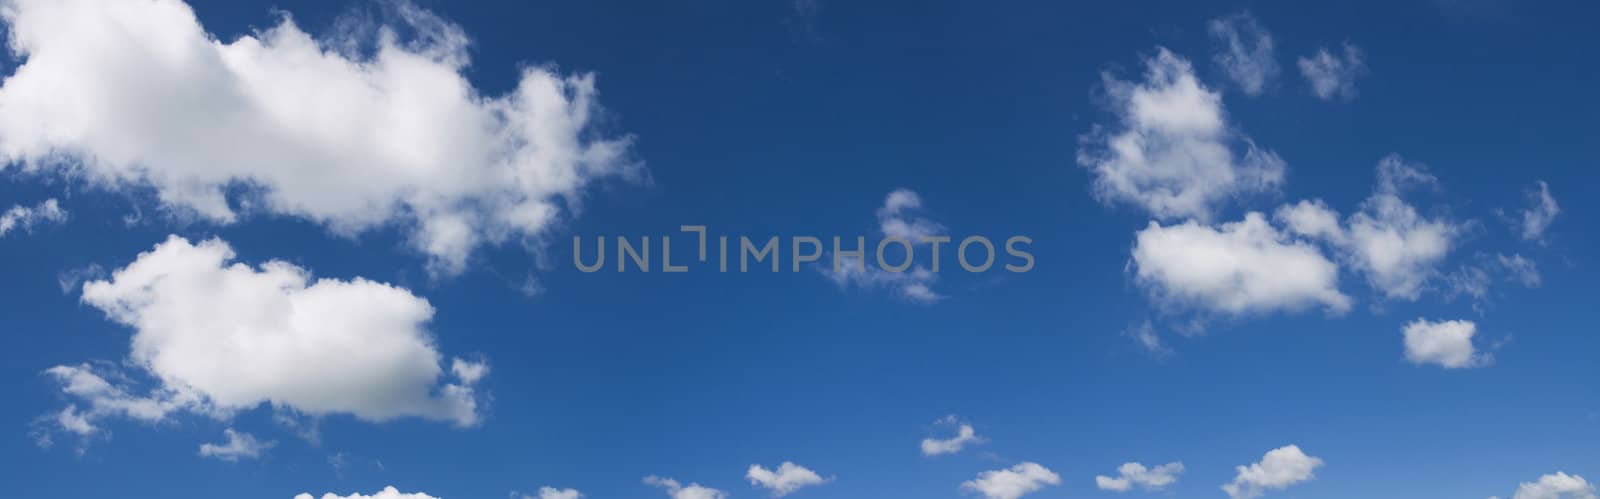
xmin=39 ymin=235 xmax=487 ymax=444
xmin=747 ymin=461 xmax=829 ymax=497
xmin=1131 ymin=213 xmax=1351 ymax=315
xmin=825 ymin=189 xmax=943 ymax=303
xmin=294 ymin=487 xmax=441 ymax=499
xmin=961 ymin=462 xmax=1062 ymax=499
xmin=1095 ymin=461 xmax=1184 ymax=492
xmin=921 ymin=415 xmax=985 ymax=456
xmin=1078 ymin=48 xmax=1285 ymax=221
xmin=644 ymin=476 xmax=727 ymax=499
xmin=1208 ymin=12 xmax=1278 ymax=95
xmin=0 ymin=198 xmax=67 ymax=236
xmin=1519 ymin=181 xmax=1560 ymax=242
xmin=1276 ymin=156 xmax=1460 ymax=300
xmin=0 ymin=0 xmax=637 ymax=274
xmin=527 ymin=488 xmax=582 ymax=499
xmin=1499 ymin=472 xmax=1598 ymax=499
xmin=1297 ymin=43 xmax=1366 ymax=100
xmin=198 ymin=428 xmax=275 ymax=461
xmin=1222 ymin=445 xmax=1323 ymax=499
xmin=1402 ymin=318 xmax=1490 ymax=369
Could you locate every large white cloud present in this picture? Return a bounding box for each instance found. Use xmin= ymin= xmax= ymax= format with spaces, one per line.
xmin=747 ymin=461 xmax=829 ymax=497
xmin=1276 ymin=155 xmax=1460 ymax=301
xmin=1496 ymin=472 xmax=1599 ymax=499
xmin=0 ymin=0 xmax=637 ymax=274
xmin=1131 ymin=213 xmax=1350 ymax=315
xmin=1078 ymin=48 xmax=1285 ymax=221
xmin=1402 ymin=318 xmax=1490 ymax=369
xmin=1095 ymin=461 xmax=1184 ymax=492
xmin=1221 ymin=445 xmax=1323 ymax=499
xmin=1208 ymin=12 xmax=1278 ymax=96
xmin=0 ymin=197 xmax=66 ymax=236
xmin=961 ymin=462 xmax=1061 ymax=499
xmin=39 ymin=235 xmax=487 ymax=443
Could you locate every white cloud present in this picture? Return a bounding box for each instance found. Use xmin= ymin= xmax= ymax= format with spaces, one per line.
xmin=1209 ymin=12 xmax=1278 ymax=96
xmin=825 ymin=188 xmax=943 ymax=303
xmin=1519 ymin=181 xmax=1560 ymax=242
xmin=921 ymin=415 xmax=985 ymax=456
xmin=1096 ymin=461 xmax=1184 ymax=492
xmin=644 ymin=476 xmax=727 ymax=499
xmin=747 ymin=461 xmax=829 ymax=497
xmin=1402 ymin=318 xmax=1491 ymax=369
xmin=1124 ymin=321 xmax=1171 ymax=357
xmin=294 ymin=487 xmax=441 ymax=499
xmin=1497 ymin=253 xmax=1541 ymax=288
xmin=1221 ymin=445 xmax=1323 ymax=499
xmin=198 ymin=428 xmax=275 ymax=461
xmin=39 ymin=235 xmax=487 ymax=444
xmin=0 ymin=197 xmax=67 ymax=236
xmin=1500 ymin=472 xmax=1598 ymax=499
xmin=1131 ymin=213 xmax=1351 ymax=315
xmin=1276 ymin=156 xmax=1460 ymax=301
xmin=1078 ymin=48 xmax=1285 ymax=221
xmin=0 ymin=0 xmax=637 ymax=274
xmin=961 ymin=462 xmax=1062 ymax=499
xmin=527 ymin=487 xmax=582 ymax=499
xmin=1297 ymin=43 xmax=1367 ymax=100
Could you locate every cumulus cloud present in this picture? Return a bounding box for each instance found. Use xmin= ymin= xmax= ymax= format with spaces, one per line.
xmin=1131 ymin=213 xmax=1351 ymax=315
xmin=921 ymin=415 xmax=985 ymax=456
xmin=961 ymin=462 xmax=1062 ymax=499
xmin=0 ymin=0 xmax=638 ymax=274
xmin=644 ymin=476 xmax=727 ymax=499
xmin=1078 ymin=48 xmax=1285 ymax=221
xmin=1297 ymin=43 xmax=1367 ymax=100
xmin=1519 ymin=181 xmax=1560 ymax=242
xmin=1496 ymin=472 xmax=1598 ymax=499
xmin=1276 ymin=156 xmax=1460 ymax=300
xmin=1095 ymin=461 xmax=1184 ymax=492
xmin=1209 ymin=12 xmax=1278 ymax=95
xmin=825 ymin=188 xmax=943 ymax=303
xmin=747 ymin=461 xmax=829 ymax=497
xmin=1402 ymin=318 xmax=1491 ymax=369
xmin=525 ymin=488 xmax=582 ymax=499
xmin=1222 ymin=445 xmax=1323 ymax=499
xmin=38 ymin=235 xmax=487 ymax=445
xmin=295 ymin=487 xmax=441 ymax=499
xmin=0 ymin=198 xmax=67 ymax=236
xmin=198 ymin=428 xmax=275 ymax=461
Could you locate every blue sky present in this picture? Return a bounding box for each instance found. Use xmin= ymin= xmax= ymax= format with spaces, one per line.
xmin=1 ymin=0 xmax=1596 ymax=498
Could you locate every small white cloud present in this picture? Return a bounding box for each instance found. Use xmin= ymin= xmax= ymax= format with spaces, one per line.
xmin=1124 ymin=321 xmax=1171 ymax=357
xmin=961 ymin=462 xmax=1062 ymax=499
xmin=1131 ymin=213 xmax=1351 ymax=315
xmin=1501 ymin=471 xmax=1598 ymax=499
xmin=1519 ymin=181 xmax=1560 ymax=242
xmin=747 ymin=462 xmax=829 ymax=497
xmin=1497 ymin=253 xmax=1541 ymax=288
xmin=1402 ymin=318 xmax=1491 ymax=369
xmin=644 ymin=476 xmax=727 ymax=499
xmin=1096 ymin=461 xmax=1184 ymax=492
xmin=921 ymin=415 xmax=985 ymax=456
xmin=1209 ymin=12 xmax=1278 ymax=95
xmin=1297 ymin=43 xmax=1367 ymax=100
xmin=0 ymin=198 xmax=67 ymax=237
xmin=1221 ymin=445 xmax=1323 ymax=499
xmin=294 ymin=487 xmax=441 ymax=499
xmin=526 ymin=487 xmax=582 ymax=499
xmin=878 ymin=188 xmax=944 ymax=241
xmin=825 ymin=189 xmax=944 ymax=303
xmin=1079 ymin=48 xmax=1285 ymax=221
xmin=198 ymin=428 xmax=276 ymax=462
